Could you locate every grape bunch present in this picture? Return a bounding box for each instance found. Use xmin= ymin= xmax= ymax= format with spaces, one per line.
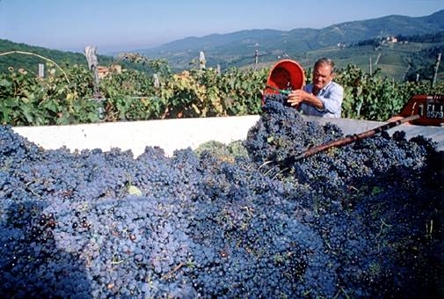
xmin=0 ymin=98 xmax=443 ymax=299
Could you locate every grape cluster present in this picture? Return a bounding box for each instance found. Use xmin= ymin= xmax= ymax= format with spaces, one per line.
xmin=0 ymin=101 xmax=443 ymax=298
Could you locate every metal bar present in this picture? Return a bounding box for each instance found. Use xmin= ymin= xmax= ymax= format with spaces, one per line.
xmin=288 ymin=114 xmax=420 ymax=162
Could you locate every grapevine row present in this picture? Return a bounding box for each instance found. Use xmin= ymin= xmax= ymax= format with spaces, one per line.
xmin=1 ymin=61 xmax=444 ymax=126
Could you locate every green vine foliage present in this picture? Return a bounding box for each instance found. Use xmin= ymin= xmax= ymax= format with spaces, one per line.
xmin=335 ymin=64 xmax=444 ymax=120
xmin=1 ymin=60 xmax=443 ymax=126
xmin=0 ymin=64 xmax=101 ymax=126
xmin=99 ymin=69 xmax=160 ymax=121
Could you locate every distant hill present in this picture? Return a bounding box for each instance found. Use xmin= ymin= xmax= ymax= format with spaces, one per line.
xmin=136 ymin=9 xmax=444 ymax=73
xmin=301 ymin=31 xmax=444 ymax=82
xmin=1 ymin=9 xmax=443 ymax=81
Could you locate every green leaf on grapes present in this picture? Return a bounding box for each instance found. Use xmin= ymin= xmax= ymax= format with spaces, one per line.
xmin=128 ymin=185 xmax=143 ymax=196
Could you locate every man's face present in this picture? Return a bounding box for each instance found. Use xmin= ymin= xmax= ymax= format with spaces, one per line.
xmin=312 ymin=63 xmax=334 ymax=90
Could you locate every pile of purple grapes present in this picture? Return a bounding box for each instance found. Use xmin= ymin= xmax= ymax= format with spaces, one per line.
xmin=1 ymin=99 xmax=442 ymax=298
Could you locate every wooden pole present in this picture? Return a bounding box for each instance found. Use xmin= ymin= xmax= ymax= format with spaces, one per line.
xmin=38 ymin=63 xmax=45 ymax=78
xmin=199 ymin=51 xmax=206 ymax=70
xmin=432 ymin=53 xmax=441 ymax=87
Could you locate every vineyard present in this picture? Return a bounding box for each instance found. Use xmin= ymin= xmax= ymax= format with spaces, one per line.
xmin=1 ymin=57 xmax=444 ymax=127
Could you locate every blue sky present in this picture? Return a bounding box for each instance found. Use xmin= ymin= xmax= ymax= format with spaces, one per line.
xmin=0 ymin=0 xmax=442 ymax=53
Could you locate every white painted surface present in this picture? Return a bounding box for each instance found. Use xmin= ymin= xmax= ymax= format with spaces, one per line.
xmin=12 ymin=115 xmax=444 ymax=157
xmin=13 ymin=116 xmax=260 ymax=157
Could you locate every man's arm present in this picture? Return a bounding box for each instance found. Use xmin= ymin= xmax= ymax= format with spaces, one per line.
xmin=321 ymin=84 xmax=343 ymax=115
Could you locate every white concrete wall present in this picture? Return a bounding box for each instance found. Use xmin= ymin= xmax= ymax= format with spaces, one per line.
xmin=13 ymin=116 xmax=260 ymax=157
xmin=12 ymin=115 xmax=444 ymax=157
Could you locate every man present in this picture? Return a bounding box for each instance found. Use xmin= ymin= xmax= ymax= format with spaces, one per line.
xmin=287 ymin=58 xmax=343 ymax=118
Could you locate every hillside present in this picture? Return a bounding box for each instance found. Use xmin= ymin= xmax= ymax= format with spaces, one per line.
xmin=137 ymin=9 xmax=444 ymax=72
xmin=301 ymin=31 xmax=444 ymax=82
xmin=0 ymin=40 xmax=110 ymax=74
xmin=0 ymin=40 xmax=150 ymax=75
xmin=0 ymin=9 xmax=443 ymax=81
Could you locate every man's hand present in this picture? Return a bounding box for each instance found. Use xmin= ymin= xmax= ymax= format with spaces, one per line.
xmin=287 ymin=89 xmax=307 ymax=107
xmin=288 ymin=89 xmax=325 ymax=110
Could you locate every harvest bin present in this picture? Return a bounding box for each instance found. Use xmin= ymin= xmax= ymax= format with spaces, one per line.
xmin=12 ymin=115 xmax=444 ymax=155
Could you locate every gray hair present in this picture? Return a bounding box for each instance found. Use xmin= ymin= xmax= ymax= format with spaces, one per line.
xmin=314 ymin=57 xmax=335 ymax=73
